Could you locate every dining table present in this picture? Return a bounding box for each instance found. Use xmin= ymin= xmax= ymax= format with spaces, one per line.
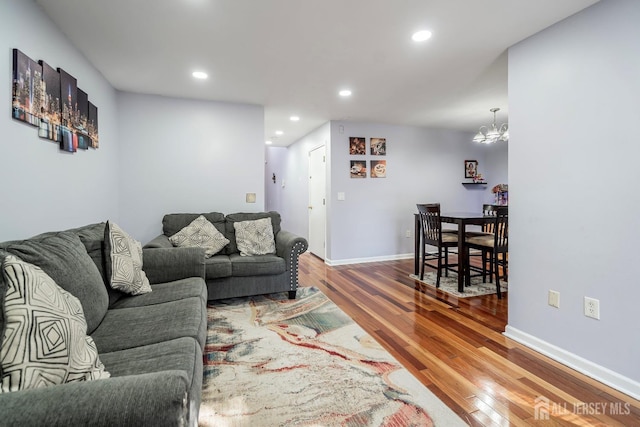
xmin=414 ymin=212 xmax=494 ymax=293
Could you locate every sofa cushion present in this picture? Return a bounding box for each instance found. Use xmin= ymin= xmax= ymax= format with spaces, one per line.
xmin=104 ymin=221 xmax=152 ymax=296
xmin=233 ymin=218 xmax=276 ymax=256
xmin=205 ymin=255 xmax=232 ymax=279
xmin=0 ymin=254 xmax=110 ymax=392
xmin=229 ymin=253 xmax=286 ymax=276
xmin=168 ymin=215 xmax=229 ymax=257
xmin=90 ymin=297 xmax=207 ymax=353
xmin=224 ymin=212 xmax=282 ymax=254
xmin=100 ymin=337 xmax=199 ymax=379
xmin=99 ymin=337 xmax=203 ymax=426
xmin=163 ymin=212 xmax=226 ymax=238
xmin=0 ymin=231 xmax=108 ymax=335
xmin=109 ymin=278 xmax=207 ymax=309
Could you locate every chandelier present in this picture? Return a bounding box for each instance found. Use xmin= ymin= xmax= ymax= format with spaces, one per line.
xmin=473 ymin=107 xmax=509 ymax=144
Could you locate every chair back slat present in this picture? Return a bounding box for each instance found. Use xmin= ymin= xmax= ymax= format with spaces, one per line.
xmin=482 ymin=204 xmax=497 ymax=233
xmin=494 ymin=207 xmax=508 ymax=251
xmin=416 ymin=203 xmax=442 ymax=246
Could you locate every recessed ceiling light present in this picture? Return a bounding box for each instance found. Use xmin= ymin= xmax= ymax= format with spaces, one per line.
xmin=290 ymin=116 xmax=300 ymax=122
xmin=411 ymin=30 xmax=432 ymax=42
xmin=192 ymin=71 xmax=208 ymax=79
xmin=265 ymin=140 xmax=273 ymax=145
xmin=275 ymin=130 xmax=284 ymax=135
xmin=339 ymin=89 xmax=352 ymax=97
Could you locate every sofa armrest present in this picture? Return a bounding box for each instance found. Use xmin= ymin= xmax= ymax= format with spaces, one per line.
xmin=275 ymin=230 xmax=308 ymax=290
xmin=143 ymin=247 xmax=206 ymax=284
xmin=144 ymin=234 xmax=174 ymax=249
xmin=0 ymin=372 xmax=192 ymax=427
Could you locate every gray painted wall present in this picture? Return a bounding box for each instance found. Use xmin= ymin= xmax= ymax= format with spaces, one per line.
xmin=265 ymin=146 xmax=287 ymax=216
xmin=508 ymin=0 xmax=639 ymax=385
xmin=328 ymin=121 xmax=489 ymax=263
xmin=0 ymin=0 xmax=119 ymax=241
xmin=116 ymin=92 xmax=265 ymax=243
xmin=282 ymin=120 xmax=508 ymax=264
xmin=278 ymin=122 xmax=331 ymax=240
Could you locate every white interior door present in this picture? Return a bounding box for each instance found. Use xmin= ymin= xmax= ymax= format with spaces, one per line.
xmin=308 ymin=145 xmax=326 ymax=259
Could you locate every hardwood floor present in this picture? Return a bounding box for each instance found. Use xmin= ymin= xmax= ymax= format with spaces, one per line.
xmin=297 ymin=253 xmax=640 ymax=426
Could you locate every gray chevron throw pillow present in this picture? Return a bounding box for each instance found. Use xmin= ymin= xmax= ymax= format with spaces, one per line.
xmin=169 ymin=215 xmax=229 ymax=257
xmin=104 ymin=221 xmax=151 ymax=295
xmin=233 ymin=218 xmax=276 ymax=256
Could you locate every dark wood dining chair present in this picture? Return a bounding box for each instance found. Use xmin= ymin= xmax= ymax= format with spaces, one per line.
xmin=467 ymin=204 xmax=498 ymax=281
xmin=416 ymin=203 xmax=459 ymax=288
xmin=465 ymin=207 xmax=508 ymax=298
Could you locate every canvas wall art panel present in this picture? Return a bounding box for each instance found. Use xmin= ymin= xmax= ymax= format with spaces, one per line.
xmin=12 ymin=49 xmax=41 ymax=127
xmin=350 ymin=160 xmax=367 ymax=178
xmin=58 ymin=68 xmax=78 ymax=152
xmin=370 ymin=160 xmax=386 ymax=178
xmin=88 ymin=102 xmax=99 ymax=148
xmin=76 ymin=88 xmax=89 ymax=150
xmin=349 ymin=137 xmax=366 ymax=155
xmin=38 ymin=61 xmax=61 ymax=142
xmin=370 ymin=138 xmax=386 ymax=155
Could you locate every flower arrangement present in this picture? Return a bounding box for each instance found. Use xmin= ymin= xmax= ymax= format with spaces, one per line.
xmin=492 ymin=184 xmax=508 ymax=194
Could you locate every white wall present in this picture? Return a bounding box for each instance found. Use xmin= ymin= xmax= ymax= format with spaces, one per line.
xmin=116 ymin=92 xmax=265 ymax=243
xmin=507 ymin=0 xmax=640 ymax=394
xmin=0 ymin=0 xmax=119 ymax=241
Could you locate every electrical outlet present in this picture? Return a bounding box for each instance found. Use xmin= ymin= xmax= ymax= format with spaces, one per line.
xmin=584 ymin=297 xmax=600 ymax=320
xmin=548 ymin=290 xmax=560 ymax=308
xmin=405 ymin=230 xmax=411 ymax=238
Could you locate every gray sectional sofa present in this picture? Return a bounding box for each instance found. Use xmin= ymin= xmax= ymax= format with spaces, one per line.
xmin=144 ymin=211 xmax=308 ymax=301
xmin=0 ymin=223 xmax=207 ymax=426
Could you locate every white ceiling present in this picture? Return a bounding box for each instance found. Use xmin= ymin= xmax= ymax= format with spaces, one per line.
xmin=35 ymin=0 xmax=599 ymax=146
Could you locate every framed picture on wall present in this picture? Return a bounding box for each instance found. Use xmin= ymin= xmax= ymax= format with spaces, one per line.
xmin=349 ymin=137 xmax=366 ymax=155
xmin=350 ymin=160 xmax=367 ymax=178
xmin=370 ymin=137 xmax=386 ymax=155
xmin=465 ymin=160 xmax=478 ymax=178
xmin=370 ymin=160 xmax=386 ymax=178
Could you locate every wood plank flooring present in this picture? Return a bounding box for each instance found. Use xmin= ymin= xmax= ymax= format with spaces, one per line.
xmin=297 ymin=253 xmax=640 ymax=426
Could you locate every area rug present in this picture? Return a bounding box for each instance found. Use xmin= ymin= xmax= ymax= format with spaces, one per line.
xmin=410 ymin=271 xmax=508 ymax=298
xmin=199 ymin=287 xmax=465 ymax=426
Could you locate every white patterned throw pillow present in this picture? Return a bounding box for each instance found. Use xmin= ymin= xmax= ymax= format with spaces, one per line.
xmin=169 ymin=215 xmax=229 ymax=257
xmin=104 ymin=221 xmax=152 ymax=295
xmin=0 ymin=254 xmax=110 ymax=392
xmin=233 ymin=218 xmax=276 ymax=256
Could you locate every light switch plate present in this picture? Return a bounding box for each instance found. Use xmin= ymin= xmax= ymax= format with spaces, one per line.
xmin=246 ymin=193 xmax=256 ymax=203
xmin=548 ymin=290 xmax=560 ymax=308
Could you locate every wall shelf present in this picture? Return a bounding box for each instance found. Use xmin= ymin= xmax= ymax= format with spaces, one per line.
xmin=461 ymin=182 xmax=487 ymax=186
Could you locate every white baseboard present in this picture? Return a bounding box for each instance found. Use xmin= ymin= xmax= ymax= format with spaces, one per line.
xmin=325 ymin=253 xmax=414 ymax=266
xmin=504 ymin=325 xmax=640 ymax=400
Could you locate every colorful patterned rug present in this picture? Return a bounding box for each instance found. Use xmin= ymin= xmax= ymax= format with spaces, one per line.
xmin=199 ymin=287 xmax=465 ymax=426
xmin=410 ymin=271 xmax=508 ymax=298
